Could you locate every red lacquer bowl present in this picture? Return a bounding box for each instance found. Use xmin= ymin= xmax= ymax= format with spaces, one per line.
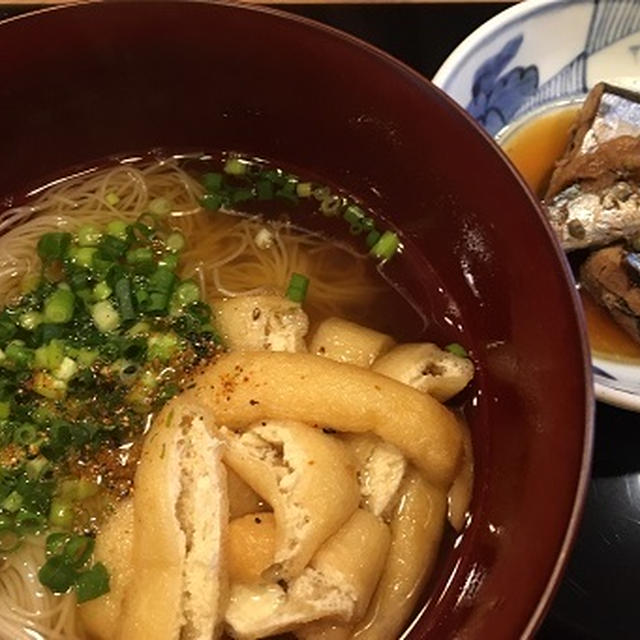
xmin=0 ymin=2 xmax=593 ymax=638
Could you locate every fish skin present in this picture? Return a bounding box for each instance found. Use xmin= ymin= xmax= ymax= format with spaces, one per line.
xmin=545 ymin=180 xmax=640 ymax=251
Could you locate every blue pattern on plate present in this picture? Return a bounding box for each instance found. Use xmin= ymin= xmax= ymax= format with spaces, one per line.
xmin=466 ymin=36 xmax=539 ymax=136
xmin=465 ymin=1 xmax=640 ymax=129
xmin=593 ymin=365 xmax=617 ymax=381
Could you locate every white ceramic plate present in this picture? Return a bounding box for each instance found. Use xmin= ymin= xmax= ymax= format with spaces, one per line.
xmin=433 ymin=0 xmax=640 ymax=411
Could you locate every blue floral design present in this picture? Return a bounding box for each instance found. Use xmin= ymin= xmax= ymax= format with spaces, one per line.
xmin=593 ymin=365 xmax=617 ymax=381
xmin=467 ymin=35 xmax=540 ymax=136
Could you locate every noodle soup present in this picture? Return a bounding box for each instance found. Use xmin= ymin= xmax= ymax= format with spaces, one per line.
xmin=0 ymin=155 xmax=474 ymax=640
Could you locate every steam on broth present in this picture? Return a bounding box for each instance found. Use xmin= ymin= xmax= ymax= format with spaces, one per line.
xmin=0 ymin=155 xmax=474 ymax=640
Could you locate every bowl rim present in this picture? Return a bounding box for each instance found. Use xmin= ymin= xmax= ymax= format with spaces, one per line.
xmin=432 ymin=0 xmax=587 ymax=92
xmin=0 ymin=1 xmax=596 ymax=637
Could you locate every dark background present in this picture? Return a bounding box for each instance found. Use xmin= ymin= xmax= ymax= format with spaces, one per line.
xmin=2 ymin=2 xmax=638 ymax=638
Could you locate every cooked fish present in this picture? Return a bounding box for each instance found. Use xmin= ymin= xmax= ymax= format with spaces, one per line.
xmin=544 ymin=82 xmax=640 ymax=251
xmin=580 ymin=244 xmax=640 ymax=343
xmin=545 ymin=179 xmax=640 ymax=250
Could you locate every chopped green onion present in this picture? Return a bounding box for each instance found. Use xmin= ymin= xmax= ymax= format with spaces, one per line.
xmin=0 ymin=517 xmax=21 ymax=553
xmin=445 ymin=343 xmax=469 ymax=358
xmin=105 ymin=192 xmax=120 ymax=207
xmin=147 ymin=333 xmax=179 ymax=363
xmin=231 ymin=187 xmax=254 ymax=203
xmin=2 ymin=491 xmax=23 ymax=513
xmin=21 ymin=273 xmax=41 ymax=294
xmin=275 ymin=181 xmax=298 ymax=203
xmin=148 ymin=197 xmax=171 ymax=216
xmin=48 ymin=498 xmax=73 ymax=529
xmin=118 ymin=360 xmax=140 ymax=384
xmin=166 ymin=232 xmax=185 ymax=252
xmin=0 ymin=319 xmax=17 ymax=344
xmin=148 ymin=267 xmax=176 ymax=294
xmin=256 ymin=180 xmax=274 ymax=201
xmin=106 ymin=220 xmax=128 ymax=240
xmin=38 ymin=555 xmax=76 ymax=593
xmin=37 ymin=232 xmax=72 ymax=262
xmin=201 ymin=193 xmax=223 ymax=211
xmin=46 ymin=532 xmax=70 ymax=557
xmin=19 ymin=311 xmax=43 ymax=331
xmin=73 ymin=247 xmax=98 ymax=268
xmin=91 ymin=300 xmax=121 ymax=333
xmin=126 ymin=321 xmax=150 ymax=337
xmin=365 ymin=230 xmax=381 ymax=249
xmin=224 ymin=157 xmax=248 ymax=176
xmin=15 ymin=509 xmax=45 ymax=534
xmin=13 ymin=423 xmax=38 ymax=445
xmin=35 ymin=339 xmax=65 ymax=371
xmin=296 ymin=182 xmax=313 ymax=198
xmin=126 ymin=247 xmax=153 ymax=267
xmin=343 ymin=204 xmax=365 ymax=225
xmin=32 ymin=371 xmax=67 ymax=400
xmin=77 ymin=348 xmax=98 ymax=367
xmin=64 ymin=535 xmax=95 ymax=568
xmin=76 ymin=562 xmax=110 ymax=603
xmin=319 ymin=194 xmax=342 ymax=216
xmin=98 ymin=234 xmax=129 ymax=260
xmin=43 ymin=288 xmax=75 ymax=324
xmin=25 ymin=456 xmax=49 ymax=481
xmin=370 ymin=231 xmax=400 ymax=261
xmin=158 ymin=253 xmax=179 ymax=271
xmin=170 ymin=281 xmax=200 ymax=314
xmin=203 ymin=172 xmax=223 ymax=191
xmin=53 ymin=357 xmax=78 ymax=382
xmin=60 ymin=479 xmax=99 ymax=501
xmin=286 ymin=273 xmax=309 ymax=303
xmin=114 ymin=278 xmax=136 ymax=322
xmin=92 ymin=281 xmax=112 ymax=302
xmin=78 ymin=224 xmax=103 ymax=248
xmin=5 ymin=340 xmax=34 ymax=368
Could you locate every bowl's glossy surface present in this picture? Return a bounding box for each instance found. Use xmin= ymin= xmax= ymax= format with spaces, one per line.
xmin=432 ymin=0 xmax=640 ymax=411
xmin=0 ymin=2 xmax=592 ymax=638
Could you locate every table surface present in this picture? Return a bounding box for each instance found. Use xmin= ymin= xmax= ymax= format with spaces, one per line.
xmin=1 ymin=3 xmax=637 ymax=639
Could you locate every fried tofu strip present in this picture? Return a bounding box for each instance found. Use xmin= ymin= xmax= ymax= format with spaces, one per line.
xmin=185 ymin=351 xmax=462 ymax=487
xmin=310 ymin=317 xmax=395 ymax=367
xmin=225 ymin=509 xmax=390 ymax=639
xmin=119 ymin=402 xmax=228 ymax=640
xmin=352 ymin=470 xmax=447 ymax=640
xmin=79 ymin=499 xmax=134 ymax=640
xmin=222 ymin=420 xmax=360 ymax=580
xmin=447 ymin=421 xmax=474 ymax=532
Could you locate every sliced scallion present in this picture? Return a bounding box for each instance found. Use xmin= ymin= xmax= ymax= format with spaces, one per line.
xmin=38 ymin=555 xmax=76 ymax=593
xmin=285 ymin=273 xmax=309 ymax=303
xmin=91 ymin=301 xmax=121 ymax=333
xmin=48 ymin=498 xmax=73 ymax=529
xmin=37 ymin=232 xmax=72 ymax=262
xmin=43 ymin=288 xmax=75 ymax=324
xmin=148 ymin=197 xmax=171 ymax=216
xmin=166 ymin=232 xmax=185 ymax=253
xmin=445 ymin=343 xmax=469 ymax=358
xmin=224 ymin=157 xmax=248 ymax=176
xmin=76 ymin=562 xmax=110 ymax=603
xmin=370 ymin=231 xmax=400 ymax=261
xmin=13 ymin=423 xmax=38 ymax=446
